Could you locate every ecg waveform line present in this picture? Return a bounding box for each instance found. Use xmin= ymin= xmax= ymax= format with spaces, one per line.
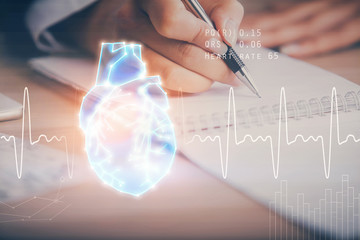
xmin=185 ymin=87 xmax=360 ymax=180
xmin=0 ymin=87 xmax=74 ymax=179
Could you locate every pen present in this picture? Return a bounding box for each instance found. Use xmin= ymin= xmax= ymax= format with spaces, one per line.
xmin=183 ymin=0 xmax=261 ymax=98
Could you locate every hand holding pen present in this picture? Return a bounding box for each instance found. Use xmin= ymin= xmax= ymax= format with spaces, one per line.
xmin=183 ymin=0 xmax=260 ymax=97
xmin=74 ymin=0 xmax=246 ymax=93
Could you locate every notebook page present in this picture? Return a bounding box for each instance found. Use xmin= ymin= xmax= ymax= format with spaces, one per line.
xmin=178 ymin=112 xmax=360 ymax=237
xmin=172 ymin=48 xmax=360 ymax=237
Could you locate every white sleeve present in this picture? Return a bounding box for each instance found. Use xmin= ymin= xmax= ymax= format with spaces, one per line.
xmin=26 ymin=0 xmax=97 ymax=53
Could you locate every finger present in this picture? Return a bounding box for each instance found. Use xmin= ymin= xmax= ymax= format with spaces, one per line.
xmin=305 ymin=1 xmax=360 ymax=33
xmin=146 ymin=37 xmax=238 ymax=86
xmin=250 ymin=1 xmax=334 ymax=31
xmin=256 ymin=1 xmax=360 ymax=48
xmin=200 ymin=0 xmax=244 ymax=47
xmin=141 ymin=46 xmax=214 ymax=93
xmin=123 ymin=14 xmax=238 ymax=86
xmin=139 ymin=0 xmax=227 ymax=54
xmin=280 ymin=17 xmax=360 ymax=58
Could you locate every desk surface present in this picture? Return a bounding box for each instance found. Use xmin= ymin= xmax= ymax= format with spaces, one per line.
xmin=0 ymin=46 xmax=359 ymax=239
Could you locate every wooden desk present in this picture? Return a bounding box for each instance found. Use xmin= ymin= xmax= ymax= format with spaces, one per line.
xmin=0 ymin=46 xmax=359 ymax=239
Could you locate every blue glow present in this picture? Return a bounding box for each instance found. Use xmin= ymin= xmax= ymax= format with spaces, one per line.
xmin=79 ymin=43 xmax=176 ymax=196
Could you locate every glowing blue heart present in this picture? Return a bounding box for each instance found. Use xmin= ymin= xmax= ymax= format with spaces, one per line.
xmin=79 ymin=43 xmax=176 ymax=196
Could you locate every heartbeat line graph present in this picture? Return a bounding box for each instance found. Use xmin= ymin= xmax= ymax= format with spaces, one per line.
xmin=185 ymin=87 xmax=360 ymax=180
xmin=0 ymin=87 xmax=74 ymax=179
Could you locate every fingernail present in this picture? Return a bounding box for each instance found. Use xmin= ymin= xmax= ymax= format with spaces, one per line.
xmin=280 ymin=44 xmax=301 ymax=55
xmin=206 ymin=38 xmax=228 ymax=55
xmin=224 ymin=19 xmax=237 ymax=47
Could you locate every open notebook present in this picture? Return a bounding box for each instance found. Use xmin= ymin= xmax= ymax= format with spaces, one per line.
xmin=30 ymin=48 xmax=360 ymax=238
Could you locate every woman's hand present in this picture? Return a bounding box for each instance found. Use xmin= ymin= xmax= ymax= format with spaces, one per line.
xmin=78 ymin=0 xmax=244 ymax=93
xmin=242 ymin=0 xmax=360 ymax=58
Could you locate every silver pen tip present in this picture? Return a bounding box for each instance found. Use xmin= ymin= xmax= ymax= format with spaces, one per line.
xmin=243 ymin=69 xmax=261 ymax=98
xmin=235 ymin=68 xmax=261 ymax=98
